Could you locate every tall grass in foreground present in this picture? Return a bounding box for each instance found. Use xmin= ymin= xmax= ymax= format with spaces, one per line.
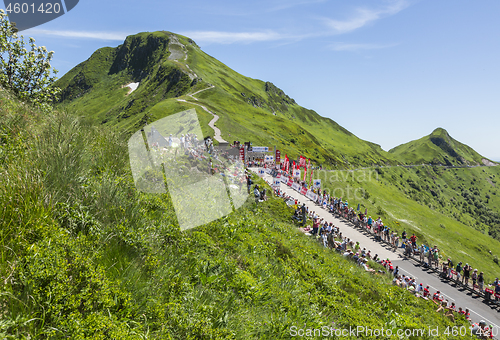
xmin=0 ymin=88 xmax=475 ymax=339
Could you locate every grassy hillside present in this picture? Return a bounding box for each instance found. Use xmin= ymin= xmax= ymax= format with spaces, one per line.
xmin=55 ymin=31 xmax=397 ymax=169
xmin=315 ymin=164 xmax=500 ymax=283
xmin=389 ymin=128 xmax=492 ymax=166
xmin=387 ymin=165 xmax=500 ymax=239
xmin=0 ymin=87 xmax=474 ymax=338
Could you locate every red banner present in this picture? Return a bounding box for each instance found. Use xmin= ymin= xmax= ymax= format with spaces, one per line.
xmin=303 ymin=167 xmax=307 ymax=181
xmin=287 ymin=179 xmax=293 ymax=186
xmin=307 ymin=158 xmax=311 ymax=169
xmin=300 ymin=187 xmax=307 ymax=195
xmin=239 ymin=147 xmax=245 ymax=161
xmin=276 ymin=150 xmax=281 ymax=164
xmin=285 ymin=154 xmax=289 ymax=173
xmin=299 ymin=155 xmax=306 ymax=169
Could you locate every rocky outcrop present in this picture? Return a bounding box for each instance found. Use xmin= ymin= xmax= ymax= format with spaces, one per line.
xmin=482 ymin=158 xmax=498 ymax=166
xmin=247 ymin=95 xmax=264 ymax=108
xmin=109 ymin=34 xmax=170 ymax=79
xmin=265 ymin=81 xmax=296 ymax=105
xmin=58 ymin=73 xmax=93 ymax=101
xmin=191 ymin=77 xmax=203 ymax=86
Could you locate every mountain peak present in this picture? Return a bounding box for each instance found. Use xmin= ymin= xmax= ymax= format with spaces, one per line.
xmin=390 ymin=127 xmax=486 ymax=166
xmin=54 ymin=30 xmax=397 ymax=168
xmin=430 ymin=127 xmax=451 ymax=139
xmin=431 ymin=127 xmax=448 ymax=134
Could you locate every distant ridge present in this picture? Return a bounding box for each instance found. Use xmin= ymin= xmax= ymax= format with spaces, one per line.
xmin=389 ymin=128 xmax=495 ymax=166
xmin=54 ymin=31 xmax=495 ymax=169
xmin=54 ymin=31 xmax=396 ymax=168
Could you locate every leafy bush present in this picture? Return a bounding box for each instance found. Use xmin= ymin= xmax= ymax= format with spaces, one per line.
xmin=376 ymin=205 xmax=386 ymax=216
xmin=0 ymin=9 xmax=60 ymax=110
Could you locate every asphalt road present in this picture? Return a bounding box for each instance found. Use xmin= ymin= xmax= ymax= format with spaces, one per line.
xmin=254 ymin=169 xmax=500 ymax=337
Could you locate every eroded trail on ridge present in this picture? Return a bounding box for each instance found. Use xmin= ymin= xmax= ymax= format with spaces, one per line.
xmin=177 ymin=85 xmax=227 ymax=143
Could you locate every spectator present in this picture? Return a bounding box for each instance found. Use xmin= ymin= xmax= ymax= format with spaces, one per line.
xmin=410 ymin=234 xmax=417 ymax=248
xmin=404 ymin=241 xmax=413 ymax=257
xmin=423 ymin=285 xmax=430 ymax=298
xmin=416 ymin=283 xmax=423 ymax=294
xmin=456 ymin=262 xmax=463 ymax=282
xmin=495 ymin=278 xmax=500 ymax=302
xmin=461 ymin=308 xmax=471 ymax=321
xmin=254 ymin=185 xmax=260 ymax=203
xmin=433 ymin=247 xmax=440 ymax=267
xmin=478 ymin=272 xmax=484 ymax=293
xmin=470 ymin=321 xmax=488 ymax=339
xmin=441 ymin=261 xmax=448 ymax=279
xmin=300 ymin=203 xmax=307 ymax=226
xmin=393 ymin=266 xmax=399 ymax=277
xmin=436 ymin=299 xmax=448 ymax=313
xmin=427 ymin=248 xmax=433 ymax=268
xmin=444 ymin=306 xmax=455 ymax=323
xmin=312 ymin=218 xmax=319 ymax=236
xmin=400 ymin=276 xmax=407 ymax=289
xmin=361 ymin=258 xmax=375 ymax=273
xmin=472 ymin=269 xmax=478 ymax=290
xmin=419 ymin=244 xmax=425 ymax=262
xmin=447 ymin=258 xmax=453 ymax=279
xmin=246 ymin=176 xmax=253 ymax=193
xmin=292 ymin=207 xmax=302 ymax=223
xmin=343 ymin=249 xmax=352 ymax=257
xmin=393 ymin=232 xmax=399 ymax=250
xmin=260 ymin=188 xmax=267 ymax=201
xmin=485 ymin=325 xmax=495 ymax=339
xmin=463 ymin=264 xmax=471 ymax=286
xmin=433 ymin=290 xmax=442 ymax=302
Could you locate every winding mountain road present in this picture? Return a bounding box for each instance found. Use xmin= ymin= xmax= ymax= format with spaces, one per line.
xmin=188 ymin=85 xmax=215 ymax=101
xmin=166 ymin=35 xmax=226 ymax=143
xmin=177 ymin=85 xmax=227 ymax=143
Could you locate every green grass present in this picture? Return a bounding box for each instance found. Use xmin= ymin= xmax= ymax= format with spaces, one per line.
xmin=0 ymin=86 xmax=475 ymax=339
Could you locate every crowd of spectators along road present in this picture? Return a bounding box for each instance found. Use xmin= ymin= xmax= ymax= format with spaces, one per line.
xmin=271 ymin=169 xmax=500 ymax=299
xmin=248 ymin=169 xmax=499 ymax=339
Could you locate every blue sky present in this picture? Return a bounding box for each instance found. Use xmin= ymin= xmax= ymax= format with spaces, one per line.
xmin=6 ymin=0 xmax=500 ymax=160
